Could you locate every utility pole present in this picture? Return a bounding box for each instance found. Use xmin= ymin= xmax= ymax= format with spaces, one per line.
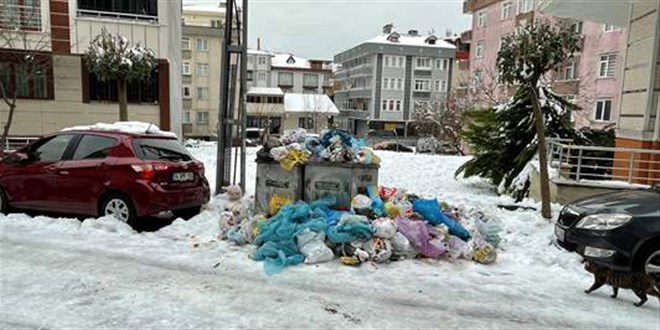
xmin=215 ymin=0 xmax=248 ymax=194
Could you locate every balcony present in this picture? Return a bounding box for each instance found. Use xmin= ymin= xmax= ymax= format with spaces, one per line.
xmin=77 ymin=0 xmax=159 ymax=22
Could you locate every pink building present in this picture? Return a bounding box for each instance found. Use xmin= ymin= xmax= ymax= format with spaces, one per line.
xmin=463 ymin=0 xmax=626 ymax=130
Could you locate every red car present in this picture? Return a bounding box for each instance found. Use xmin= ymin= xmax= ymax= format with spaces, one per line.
xmin=0 ymin=130 xmax=210 ymax=226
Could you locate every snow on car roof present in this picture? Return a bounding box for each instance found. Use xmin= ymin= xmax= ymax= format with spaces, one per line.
xmin=61 ymin=122 xmax=178 ymax=138
xmin=284 ymin=93 xmax=339 ymax=115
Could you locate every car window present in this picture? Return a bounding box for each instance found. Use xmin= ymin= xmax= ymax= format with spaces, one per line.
xmin=72 ymin=135 xmax=117 ymax=160
xmin=32 ymin=134 xmax=75 ymax=162
xmin=132 ymin=138 xmax=192 ymax=161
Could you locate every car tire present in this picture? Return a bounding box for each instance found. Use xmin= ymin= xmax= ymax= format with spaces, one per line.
xmin=643 ymin=248 xmax=660 ymax=279
xmin=173 ymin=206 xmax=202 ymax=220
xmin=99 ymin=193 xmax=138 ymax=227
xmin=0 ymin=186 xmax=9 ymax=215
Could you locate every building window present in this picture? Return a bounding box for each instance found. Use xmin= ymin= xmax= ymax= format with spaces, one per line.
xmin=501 ymin=2 xmax=513 ymax=20
xmin=598 ymin=54 xmax=616 ymax=78
xmin=258 ymin=56 xmax=267 ymax=65
xmin=182 ymin=85 xmax=191 ymax=98
xmin=87 ymin=68 xmax=158 ymax=103
xmin=257 ymin=72 xmax=266 ymax=82
xmin=441 ymin=80 xmax=447 ymax=92
xmin=382 ymin=99 xmax=402 ymax=111
xmin=571 ymin=21 xmax=583 ymax=34
xmin=415 ymin=57 xmax=431 ymax=69
xmin=196 ymin=111 xmax=209 ymax=124
xmin=196 ymin=63 xmax=209 ymax=76
xmin=435 ymin=59 xmax=449 ymax=70
xmin=246 ymin=71 xmax=254 ymax=81
xmin=298 ymin=117 xmax=314 ymax=129
xmin=474 ymin=70 xmax=483 ymax=87
xmin=384 ymin=56 xmax=404 ymax=68
xmin=183 ymin=111 xmax=191 ymax=124
xmin=0 ymin=56 xmax=53 ymax=100
xmin=77 ymin=0 xmax=158 ymax=18
xmin=382 ymin=78 xmax=389 ymax=90
xmin=396 ymin=78 xmax=403 ymax=90
xmin=594 ymin=99 xmax=612 ymax=121
xmin=303 ymin=73 xmax=318 ymax=87
xmin=517 ymin=0 xmax=534 ymax=14
xmin=182 ymin=37 xmax=190 ymax=50
xmin=278 ymin=72 xmax=293 ymax=86
xmin=434 ymin=80 xmax=440 ymax=92
xmin=211 ymin=20 xmax=222 ymax=28
xmin=182 ymin=61 xmax=191 ymax=75
xmin=477 ymin=11 xmax=486 ymax=27
xmin=196 ymin=87 xmax=208 ymax=100
xmin=196 ymin=38 xmax=208 ymax=51
xmin=563 ymin=61 xmax=576 ymax=80
xmin=414 ymin=79 xmax=431 ymax=92
xmin=476 ymin=42 xmax=484 ymax=58
xmin=398 ymin=57 xmax=404 ymax=68
xmin=0 ymin=0 xmax=42 ymax=31
xmin=603 ymin=23 xmax=619 ymax=32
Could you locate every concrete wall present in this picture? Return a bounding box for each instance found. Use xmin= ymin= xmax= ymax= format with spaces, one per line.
xmin=0 ymin=55 xmax=160 ymax=137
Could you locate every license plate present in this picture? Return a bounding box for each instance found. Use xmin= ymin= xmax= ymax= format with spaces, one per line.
xmin=172 ymin=172 xmax=194 ymax=182
xmin=555 ymin=226 xmax=566 ymax=241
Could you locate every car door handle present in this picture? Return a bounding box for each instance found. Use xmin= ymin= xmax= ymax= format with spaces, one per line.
xmin=44 ymin=165 xmax=57 ymax=173
xmin=58 ymin=170 xmax=70 ymax=175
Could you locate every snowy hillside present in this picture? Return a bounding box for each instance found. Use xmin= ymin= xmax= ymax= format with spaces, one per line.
xmin=1 ymin=144 xmax=657 ymax=329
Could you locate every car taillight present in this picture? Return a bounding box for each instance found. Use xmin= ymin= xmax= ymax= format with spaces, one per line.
xmin=131 ymin=164 xmax=156 ymax=181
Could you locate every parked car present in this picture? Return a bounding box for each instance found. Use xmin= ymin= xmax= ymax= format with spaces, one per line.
xmin=246 ymin=128 xmax=264 ymax=147
xmin=555 ymin=188 xmax=660 ymax=279
xmin=0 ymin=130 xmax=210 ymax=226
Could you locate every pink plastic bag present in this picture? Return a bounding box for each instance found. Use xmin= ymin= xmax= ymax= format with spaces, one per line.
xmin=395 ymin=216 xmax=446 ymax=258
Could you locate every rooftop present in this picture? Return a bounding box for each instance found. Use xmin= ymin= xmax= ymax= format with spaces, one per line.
xmin=365 ymin=31 xmax=456 ymax=49
xmin=247 ymin=87 xmax=284 ymax=96
xmin=271 ymin=53 xmax=332 ymax=70
xmin=284 ymin=94 xmax=339 ymax=115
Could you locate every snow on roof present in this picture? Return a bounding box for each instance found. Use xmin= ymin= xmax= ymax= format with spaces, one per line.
xmin=365 ymin=31 xmax=456 ymax=49
xmin=61 ymin=122 xmax=177 ymax=138
xmin=271 ymin=54 xmax=311 ymax=69
xmin=248 ymin=49 xmax=273 ymax=56
xmin=247 ymin=87 xmax=283 ymax=96
xmin=284 ymin=94 xmax=339 ymax=115
xmin=182 ymin=5 xmax=226 ymax=15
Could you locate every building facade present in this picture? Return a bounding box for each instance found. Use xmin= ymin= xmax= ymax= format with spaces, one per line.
xmin=246 ymin=51 xmax=333 ymax=95
xmin=463 ymin=0 xmax=626 ymax=130
xmin=181 ymin=5 xmax=225 ymax=139
xmin=333 ymin=26 xmax=456 ymax=138
xmin=0 ymin=0 xmax=182 ymax=138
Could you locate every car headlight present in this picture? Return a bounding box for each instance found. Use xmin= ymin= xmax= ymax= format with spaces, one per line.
xmin=575 ymin=213 xmax=632 ymax=230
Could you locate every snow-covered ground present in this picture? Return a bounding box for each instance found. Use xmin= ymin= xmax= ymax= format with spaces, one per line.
xmin=1 ymin=144 xmax=658 ymax=329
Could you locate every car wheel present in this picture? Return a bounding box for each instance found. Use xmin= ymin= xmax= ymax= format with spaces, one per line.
xmin=173 ymin=206 xmax=202 ymax=220
xmin=0 ymin=187 xmax=9 ymax=215
xmin=644 ymin=249 xmax=660 ymax=279
xmin=100 ymin=193 xmax=137 ymax=226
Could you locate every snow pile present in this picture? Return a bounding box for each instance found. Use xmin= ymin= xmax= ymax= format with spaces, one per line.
xmin=284 ymin=94 xmax=339 ymax=114
xmin=62 ymin=121 xmax=177 ymax=138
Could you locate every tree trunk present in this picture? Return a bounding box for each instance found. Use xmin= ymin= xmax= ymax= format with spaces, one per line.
xmin=0 ymin=102 xmax=16 ymax=156
xmin=117 ymin=79 xmax=128 ymax=121
xmin=530 ymin=85 xmax=552 ymax=219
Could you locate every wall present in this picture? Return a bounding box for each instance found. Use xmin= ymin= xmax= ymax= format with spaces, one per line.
xmin=0 ymin=55 xmax=159 ymax=137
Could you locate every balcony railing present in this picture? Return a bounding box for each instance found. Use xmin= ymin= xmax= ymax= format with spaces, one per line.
xmin=548 ymin=139 xmax=660 ymax=186
xmin=77 ymin=9 xmax=158 ymax=23
xmin=2 ymin=137 xmax=39 ymax=153
xmin=0 ymin=3 xmax=42 ymax=31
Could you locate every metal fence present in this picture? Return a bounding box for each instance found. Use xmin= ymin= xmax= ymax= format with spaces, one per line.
xmin=2 ymin=137 xmax=39 ymax=153
xmin=548 ymin=139 xmax=660 ymax=185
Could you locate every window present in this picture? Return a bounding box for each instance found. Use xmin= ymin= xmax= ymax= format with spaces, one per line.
xmin=72 ymin=135 xmax=117 ymax=160
xmin=0 ymin=57 xmax=53 ymax=100
xmin=303 ymin=73 xmax=318 ymax=87
xmin=383 ymin=78 xmax=390 ymax=90
xmin=258 ymin=72 xmax=266 ymax=82
xmin=517 ymin=0 xmax=534 ymax=14
xmin=381 ymin=99 xmax=402 ymax=111
xmin=415 ymin=57 xmax=431 ymax=69
xmin=31 ymin=134 xmax=74 ymax=162
xmin=182 ymin=37 xmax=190 ymax=50
xmin=603 ymin=24 xmax=619 ymax=32
xmin=414 ymin=79 xmax=431 ymax=91
xmin=1 ymin=0 xmax=42 ymax=31
xmin=571 ymin=21 xmax=583 ymax=34
xmin=258 ymin=57 xmax=267 ymax=65
xmin=441 ymin=80 xmax=447 ymax=92
xmin=477 ymin=11 xmax=486 ymax=27
xmin=182 ymin=85 xmax=191 ymax=98
xmin=384 ymin=56 xmax=390 ymax=67
xmin=211 ymin=20 xmax=222 ymax=28
xmin=196 ymin=38 xmax=208 ymax=51
xmin=396 ymin=78 xmax=403 ymax=90
xmin=278 ymin=72 xmax=293 ymax=86
xmin=474 ymin=70 xmax=483 ymax=87
xmin=435 ymin=59 xmax=449 ymax=70
xmin=196 ymin=87 xmax=208 ymax=100
xmin=196 ymin=111 xmax=209 ymax=124
xmin=598 ymin=54 xmax=617 ymax=78
xmin=594 ymin=99 xmax=612 ymax=121
xmin=434 ymin=80 xmax=440 ymax=92
xmin=246 ymin=71 xmax=254 ymax=81
xmin=563 ymin=61 xmax=576 ymax=80
xmin=183 ymin=111 xmax=191 ymax=124
xmin=398 ymin=57 xmax=404 ymax=68
xmin=384 ymin=56 xmax=404 ymax=68
xmin=77 ymin=0 xmax=158 ymax=18
xmin=196 ymin=63 xmax=209 ymax=76
xmin=182 ymin=61 xmax=191 ymax=75
xmin=395 ymin=100 xmax=402 ymax=111
xmin=476 ymin=42 xmax=484 ymax=58
xmin=87 ymin=68 xmax=158 ymax=103
xmin=298 ymin=117 xmax=314 ymax=129
xmin=501 ymin=2 xmax=513 ymax=19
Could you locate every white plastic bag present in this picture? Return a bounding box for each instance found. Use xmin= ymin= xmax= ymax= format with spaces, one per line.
xmin=270 ymin=146 xmax=289 ymax=161
xmin=373 ymin=218 xmax=397 ymax=239
xmin=351 ymin=194 xmax=372 ymax=211
xmin=296 ymin=229 xmax=334 ymax=264
xmin=391 ymin=232 xmax=417 ymax=259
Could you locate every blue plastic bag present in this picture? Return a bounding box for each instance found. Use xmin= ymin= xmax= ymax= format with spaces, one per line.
xmin=412 ymin=198 xmax=471 ymax=241
xmin=367 ymin=185 xmax=386 ymax=217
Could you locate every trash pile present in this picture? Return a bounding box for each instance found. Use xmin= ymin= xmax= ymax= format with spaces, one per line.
xmin=217 ymin=184 xmax=503 ymax=275
xmin=256 ymin=128 xmax=380 ymax=170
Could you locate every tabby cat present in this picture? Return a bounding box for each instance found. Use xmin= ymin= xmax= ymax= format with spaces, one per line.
xmin=584 ymin=261 xmax=659 ymax=307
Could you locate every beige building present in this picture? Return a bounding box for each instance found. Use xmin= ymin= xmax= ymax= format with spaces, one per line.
xmin=181 ymin=5 xmax=226 ymax=140
xmin=0 ymin=0 xmax=183 ymax=138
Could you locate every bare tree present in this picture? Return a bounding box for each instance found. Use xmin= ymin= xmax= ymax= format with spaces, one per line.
xmin=412 ymin=99 xmax=464 ymax=155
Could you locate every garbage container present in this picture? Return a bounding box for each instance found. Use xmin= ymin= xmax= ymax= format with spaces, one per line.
xmin=255 ymin=161 xmax=304 ymax=215
xmin=304 ymin=162 xmax=379 ymax=210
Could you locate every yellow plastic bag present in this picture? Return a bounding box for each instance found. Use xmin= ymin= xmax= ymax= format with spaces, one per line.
xmin=385 ymin=202 xmax=400 ymax=218
xmin=280 ymin=149 xmax=310 ymax=171
xmin=269 ymin=194 xmax=292 ymax=215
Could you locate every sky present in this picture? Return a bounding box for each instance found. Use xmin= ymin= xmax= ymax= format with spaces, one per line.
xmin=187 ymin=0 xmax=471 ymax=60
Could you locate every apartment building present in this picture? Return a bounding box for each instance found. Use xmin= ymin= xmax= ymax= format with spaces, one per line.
xmin=463 ymin=0 xmax=626 ymax=130
xmin=333 ymin=25 xmax=456 ymax=137
xmin=181 ymin=5 xmax=225 ymax=139
xmin=0 ymin=0 xmax=183 ymax=137
xmin=246 ymin=50 xmax=333 ymax=95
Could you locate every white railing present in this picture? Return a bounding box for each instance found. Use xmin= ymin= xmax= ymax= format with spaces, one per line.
xmin=0 ymin=3 xmax=42 ymax=31
xmin=77 ymin=9 xmax=158 ymax=23
xmin=3 ymin=137 xmax=39 ymax=153
xmin=548 ymin=139 xmax=660 ymax=185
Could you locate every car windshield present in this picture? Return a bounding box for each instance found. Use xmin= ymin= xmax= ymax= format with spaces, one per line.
xmin=132 ymin=138 xmax=192 ymax=161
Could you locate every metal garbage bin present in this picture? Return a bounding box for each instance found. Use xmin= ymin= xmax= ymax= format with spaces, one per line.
xmin=255 ymin=161 xmax=304 ymax=215
xmin=304 ymin=162 xmax=379 ymax=210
